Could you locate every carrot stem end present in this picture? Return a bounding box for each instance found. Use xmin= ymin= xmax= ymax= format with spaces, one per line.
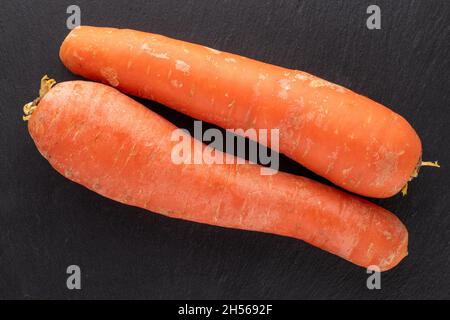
xmin=22 ymin=75 xmax=56 ymax=121
xmin=401 ymin=159 xmax=440 ymax=197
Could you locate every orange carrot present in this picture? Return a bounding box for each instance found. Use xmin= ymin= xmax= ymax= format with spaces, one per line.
xmin=24 ymin=77 xmax=408 ymax=271
xmin=59 ymin=26 xmax=423 ymax=198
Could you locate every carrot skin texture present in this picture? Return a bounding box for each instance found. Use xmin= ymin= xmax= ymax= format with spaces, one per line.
xmin=28 ymin=81 xmax=408 ymax=271
xmin=59 ymin=26 xmax=422 ymax=198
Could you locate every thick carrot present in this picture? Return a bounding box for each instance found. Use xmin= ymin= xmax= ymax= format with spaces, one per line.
xmin=59 ymin=26 xmax=422 ymax=198
xmin=25 ymin=78 xmax=408 ymax=271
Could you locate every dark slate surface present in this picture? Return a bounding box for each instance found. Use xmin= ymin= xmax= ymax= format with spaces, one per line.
xmin=0 ymin=0 xmax=449 ymax=299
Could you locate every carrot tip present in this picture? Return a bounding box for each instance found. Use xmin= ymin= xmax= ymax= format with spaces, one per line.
xmin=22 ymin=75 xmax=57 ymax=121
xmin=22 ymin=101 xmax=36 ymax=121
xmin=39 ymin=75 xmax=57 ymax=97
xmin=401 ymin=183 xmax=408 ymax=196
xmin=421 ymin=160 xmax=440 ymax=168
xmin=401 ymin=159 xmax=440 ymax=196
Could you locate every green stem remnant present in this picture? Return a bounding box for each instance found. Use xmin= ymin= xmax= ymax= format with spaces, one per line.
xmin=23 ymin=75 xmax=56 ymax=121
xmin=401 ymin=160 xmax=440 ymax=196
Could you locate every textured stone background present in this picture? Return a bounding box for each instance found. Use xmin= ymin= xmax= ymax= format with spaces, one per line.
xmin=0 ymin=0 xmax=448 ymax=299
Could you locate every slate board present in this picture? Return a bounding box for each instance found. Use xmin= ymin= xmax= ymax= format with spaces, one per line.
xmin=0 ymin=0 xmax=449 ymax=299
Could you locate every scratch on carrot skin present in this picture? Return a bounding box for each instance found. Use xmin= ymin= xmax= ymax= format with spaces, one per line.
xmin=243 ymin=103 xmax=253 ymax=126
xmin=291 ymin=183 xmax=307 ymax=231
xmin=310 ymin=79 xmax=328 ymax=88
xmin=143 ymin=183 xmax=159 ymax=210
xmin=335 ymin=86 xmax=346 ymax=93
xmin=47 ymin=102 xmax=65 ymax=131
xmin=302 ymin=138 xmax=313 ymax=157
xmin=205 ymin=46 xmax=221 ymax=54
xmin=123 ymin=143 xmax=138 ymax=168
xmin=238 ymin=198 xmax=249 ymax=225
xmin=92 ymin=179 xmax=102 ymax=192
xmin=309 ymin=78 xmax=347 ymax=93
xmin=179 ymin=186 xmax=197 ymax=219
xmin=225 ymin=57 xmax=236 ymax=63
xmin=170 ymin=80 xmax=183 ymax=88
xmin=342 ymin=167 xmax=353 ymax=177
xmin=326 ymin=150 xmax=339 ymax=174
xmin=189 ymin=86 xmax=196 ymax=98
xmin=344 ymin=142 xmax=351 ymax=152
xmin=72 ymin=127 xmax=83 ymax=141
xmin=277 ymin=79 xmax=291 ymax=100
xmin=64 ymin=168 xmax=73 ymax=178
xmin=73 ymin=51 xmax=84 ymax=62
xmin=294 ymin=73 xmax=308 ymax=81
xmin=373 ymin=146 xmax=402 ymax=187
xmin=149 ymin=51 xmax=170 ymax=60
xmin=101 ymin=67 xmax=119 ymax=87
xmin=175 ymin=60 xmax=190 ymax=73
xmin=305 ymin=111 xmax=315 ymax=123
xmin=226 ymin=103 xmax=234 ymax=123
xmin=213 ymin=167 xmax=234 ymax=223
xmin=379 ymin=252 xmax=397 ymax=270
xmin=314 ymin=110 xmax=326 ymax=128
xmin=246 ymin=205 xmax=257 ymax=227
xmin=113 ymin=142 xmax=126 ymax=165
xmin=383 ymin=230 xmax=392 ymax=240
xmin=258 ymin=73 xmax=268 ymax=80
xmin=289 ymin=135 xmax=301 ymax=152
xmin=253 ymin=82 xmax=261 ymax=97
xmin=141 ymin=43 xmax=152 ymax=52
xmin=366 ymin=243 xmax=375 ymax=259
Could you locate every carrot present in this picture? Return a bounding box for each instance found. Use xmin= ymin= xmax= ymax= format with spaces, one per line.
xmin=59 ymin=26 xmax=424 ymax=198
xmin=24 ymin=76 xmax=408 ymax=271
